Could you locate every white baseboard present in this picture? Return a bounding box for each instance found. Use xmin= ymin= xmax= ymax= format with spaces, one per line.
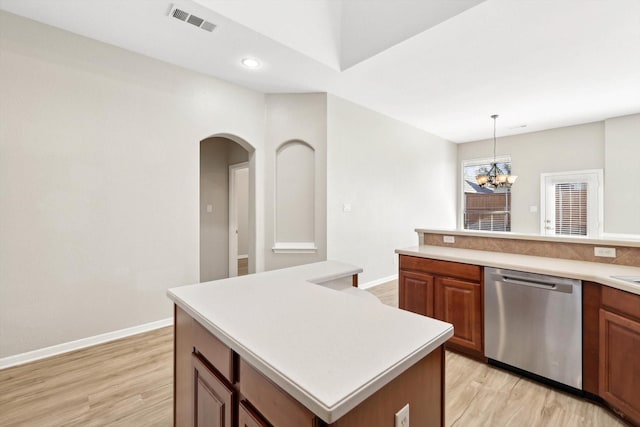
xmin=0 ymin=317 xmax=173 ymax=370
xmin=359 ymin=274 xmax=398 ymax=290
xmin=237 ymin=254 xmax=249 ymax=259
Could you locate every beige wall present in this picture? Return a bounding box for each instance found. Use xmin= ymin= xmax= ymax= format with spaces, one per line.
xmin=604 ymin=113 xmax=640 ymax=235
xmin=264 ymin=94 xmax=328 ymax=270
xmin=327 ymin=95 xmax=457 ymax=284
xmin=0 ymin=11 xmax=266 ymax=358
xmin=200 ymin=138 xmax=248 ymax=282
xmin=457 ymin=122 xmax=605 ymax=234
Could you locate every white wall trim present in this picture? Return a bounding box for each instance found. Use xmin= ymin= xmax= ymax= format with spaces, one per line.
xmin=238 ymin=254 xmax=249 ymax=259
xmin=0 ymin=317 xmax=173 ymax=370
xmin=359 ymin=274 xmax=398 ymax=290
xmin=272 ymin=242 xmax=318 ymax=254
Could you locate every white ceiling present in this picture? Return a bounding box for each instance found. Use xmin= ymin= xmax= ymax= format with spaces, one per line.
xmin=1 ymin=0 xmax=639 ymax=142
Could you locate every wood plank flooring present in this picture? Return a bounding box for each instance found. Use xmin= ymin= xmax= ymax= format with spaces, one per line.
xmin=0 ymin=280 xmax=627 ymax=426
xmin=238 ymin=258 xmax=249 ymax=276
xmin=0 ymin=327 xmax=173 ymax=426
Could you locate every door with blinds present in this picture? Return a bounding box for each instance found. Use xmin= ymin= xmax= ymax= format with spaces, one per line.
xmin=541 ymin=170 xmax=603 ymax=237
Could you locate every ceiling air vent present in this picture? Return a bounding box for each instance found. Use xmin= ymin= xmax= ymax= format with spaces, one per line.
xmin=168 ymin=5 xmax=216 ymax=33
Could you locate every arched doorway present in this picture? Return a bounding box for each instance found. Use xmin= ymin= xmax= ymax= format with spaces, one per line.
xmin=199 ymin=134 xmax=255 ymax=282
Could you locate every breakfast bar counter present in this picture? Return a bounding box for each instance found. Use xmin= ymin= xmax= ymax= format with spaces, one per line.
xmin=167 ymin=261 xmax=453 ymax=426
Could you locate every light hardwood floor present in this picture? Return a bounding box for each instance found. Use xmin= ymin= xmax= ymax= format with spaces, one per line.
xmin=238 ymin=258 xmax=249 ymax=276
xmin=0 ymin=328 xmax=174 ymax=426
xmin=0 ymin=281 xmax=626 ymax=426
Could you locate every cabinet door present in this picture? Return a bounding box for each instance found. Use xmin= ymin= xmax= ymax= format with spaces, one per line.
xmin=435 ymin=277 xmax=482 ymax=354
xmin=239 ymin=401 xmax=269 ymax=427
xmin=599 ymin=309 xmax=640 ymax=425
xmin=399 ymin=270 xmax=434 ymax=317
xmin=193 ymin=355 xmax=234 ymax=427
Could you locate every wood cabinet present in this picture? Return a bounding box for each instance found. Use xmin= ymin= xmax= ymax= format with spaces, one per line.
xmin=599 ymin=308 xmax=640 ymax=424
xmin=192 ymin=355 xmax=234 ymax=427
xmin=434 ymin=277 xmax=482 ymax=354
xmin=238 ymin=401 xmax=269 ymax=427
xmin=399 ymin=255 xmax=484 ymax=359
xmin=399 ymin=270 xmax=434 ymax=317
xmin=583 ymin=282 xmax=640 ymax=426
xmin=239 ymin=359 xmax=317 ymax=427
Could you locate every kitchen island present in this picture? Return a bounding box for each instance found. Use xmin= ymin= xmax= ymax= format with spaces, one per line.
xmin=167 ymin=261 xmax=453 ymax=426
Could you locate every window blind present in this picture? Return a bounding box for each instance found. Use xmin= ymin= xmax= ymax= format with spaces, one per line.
xmin=464 ymin=192 xmax=511 ymax=232
xmin=555 ymin=182 xmax=587 ymax=236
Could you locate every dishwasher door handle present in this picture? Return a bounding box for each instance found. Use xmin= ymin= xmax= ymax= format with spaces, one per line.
xmin=501 ymin=276 xmax=573 ymax=293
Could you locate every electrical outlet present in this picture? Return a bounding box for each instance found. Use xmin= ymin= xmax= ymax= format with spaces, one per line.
xmin=443 ymin=235 xmax=455 ymax=244
xmin=594 ymin=247 xmax=616 ymax=258
xmin=395 ymin=403 xmax=409 ymax=427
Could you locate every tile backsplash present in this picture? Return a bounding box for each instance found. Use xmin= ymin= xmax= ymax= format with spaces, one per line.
xmin=421 ymin=233 xmax=640 ymax=267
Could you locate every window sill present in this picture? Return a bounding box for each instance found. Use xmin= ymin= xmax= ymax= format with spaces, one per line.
xmin=272 ymin=242 xmax=317 ymax=254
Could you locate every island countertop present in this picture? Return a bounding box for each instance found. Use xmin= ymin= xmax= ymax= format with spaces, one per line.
xmin=167 ymin=260 xmax=453 ymax=423
xmin=396 ymin=245 xmax=640 ymax=295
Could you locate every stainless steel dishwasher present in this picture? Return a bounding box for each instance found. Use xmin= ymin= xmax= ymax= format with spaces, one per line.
xmin=484 ymin=267 xmax=582 ymax=390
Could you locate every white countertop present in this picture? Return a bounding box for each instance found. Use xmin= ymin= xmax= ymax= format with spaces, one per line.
xmin=396 ymin=245 xmax=640 ymax=295
xmin=167 ymin=260 xmax=453 ymax=423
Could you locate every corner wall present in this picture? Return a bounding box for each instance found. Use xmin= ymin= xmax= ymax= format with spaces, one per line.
xmin=604 ymin=113 xmax=640 ymax=235
xmin=264 ymin=93 xmax=328 ymax=270
xmin=327 ymin=95 xmax=457 ymax=285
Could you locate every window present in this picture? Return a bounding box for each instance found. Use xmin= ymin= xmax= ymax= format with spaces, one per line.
xmin=462 ymin=157 xmax=512 ymax=232
xmin=541 ymin=170 xmax=603 ymax=237
xmin=554 ymin=182 xmax=587 ymax=236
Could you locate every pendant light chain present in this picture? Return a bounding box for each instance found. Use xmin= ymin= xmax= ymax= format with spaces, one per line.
xmin=492 ymin=114 xmax=498 ymax=162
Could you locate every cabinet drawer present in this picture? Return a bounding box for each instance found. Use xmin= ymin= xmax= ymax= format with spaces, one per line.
xmin=602 ymin=286 xmax=640 ymax=321
xmin=239 ymin=359 xmax=316 ymax=427
xmin=400 ymin=255 xmax=481 ymax=282
xmin=193 ymin=320 xmax=234 ymax=382
xmin=239 ymin=401 xmax=269 ymax=427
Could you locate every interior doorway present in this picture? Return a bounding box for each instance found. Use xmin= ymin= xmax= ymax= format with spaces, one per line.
xmin=199 ymin=136 xmax=253 ymax=282
xmin=229 ymin=162 xmax=249 ymax=277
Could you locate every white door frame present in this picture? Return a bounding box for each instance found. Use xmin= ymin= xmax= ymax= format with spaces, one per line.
xmin=540 ymin=169 xmax=603 ymax=237
xmin=229 ymin=162 xmax=248 ymax=277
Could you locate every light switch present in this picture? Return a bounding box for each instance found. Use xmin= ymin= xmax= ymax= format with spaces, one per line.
xmin=206 ymin=204 xmax=213 ymax=213
xmin=529 ymin=205 xmax=538 ymax=213
xmin=343 ymin=203 xmax=352 ymax=213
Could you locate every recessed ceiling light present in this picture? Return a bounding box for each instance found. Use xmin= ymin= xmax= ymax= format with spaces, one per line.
xmin=241 ymin=57 xmax=261 ymax=69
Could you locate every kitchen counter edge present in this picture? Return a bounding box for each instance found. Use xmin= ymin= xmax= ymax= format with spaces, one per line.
xmin=396 ymin=245 xmax=640 ymax=295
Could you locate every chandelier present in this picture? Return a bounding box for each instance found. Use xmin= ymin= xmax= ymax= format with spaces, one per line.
xmin=476 ymin=114 xmax=517 ymax=188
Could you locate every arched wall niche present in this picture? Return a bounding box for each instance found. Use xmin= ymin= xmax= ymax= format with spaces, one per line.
xmin=273 ymin=139 xmax=316 ymax=253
